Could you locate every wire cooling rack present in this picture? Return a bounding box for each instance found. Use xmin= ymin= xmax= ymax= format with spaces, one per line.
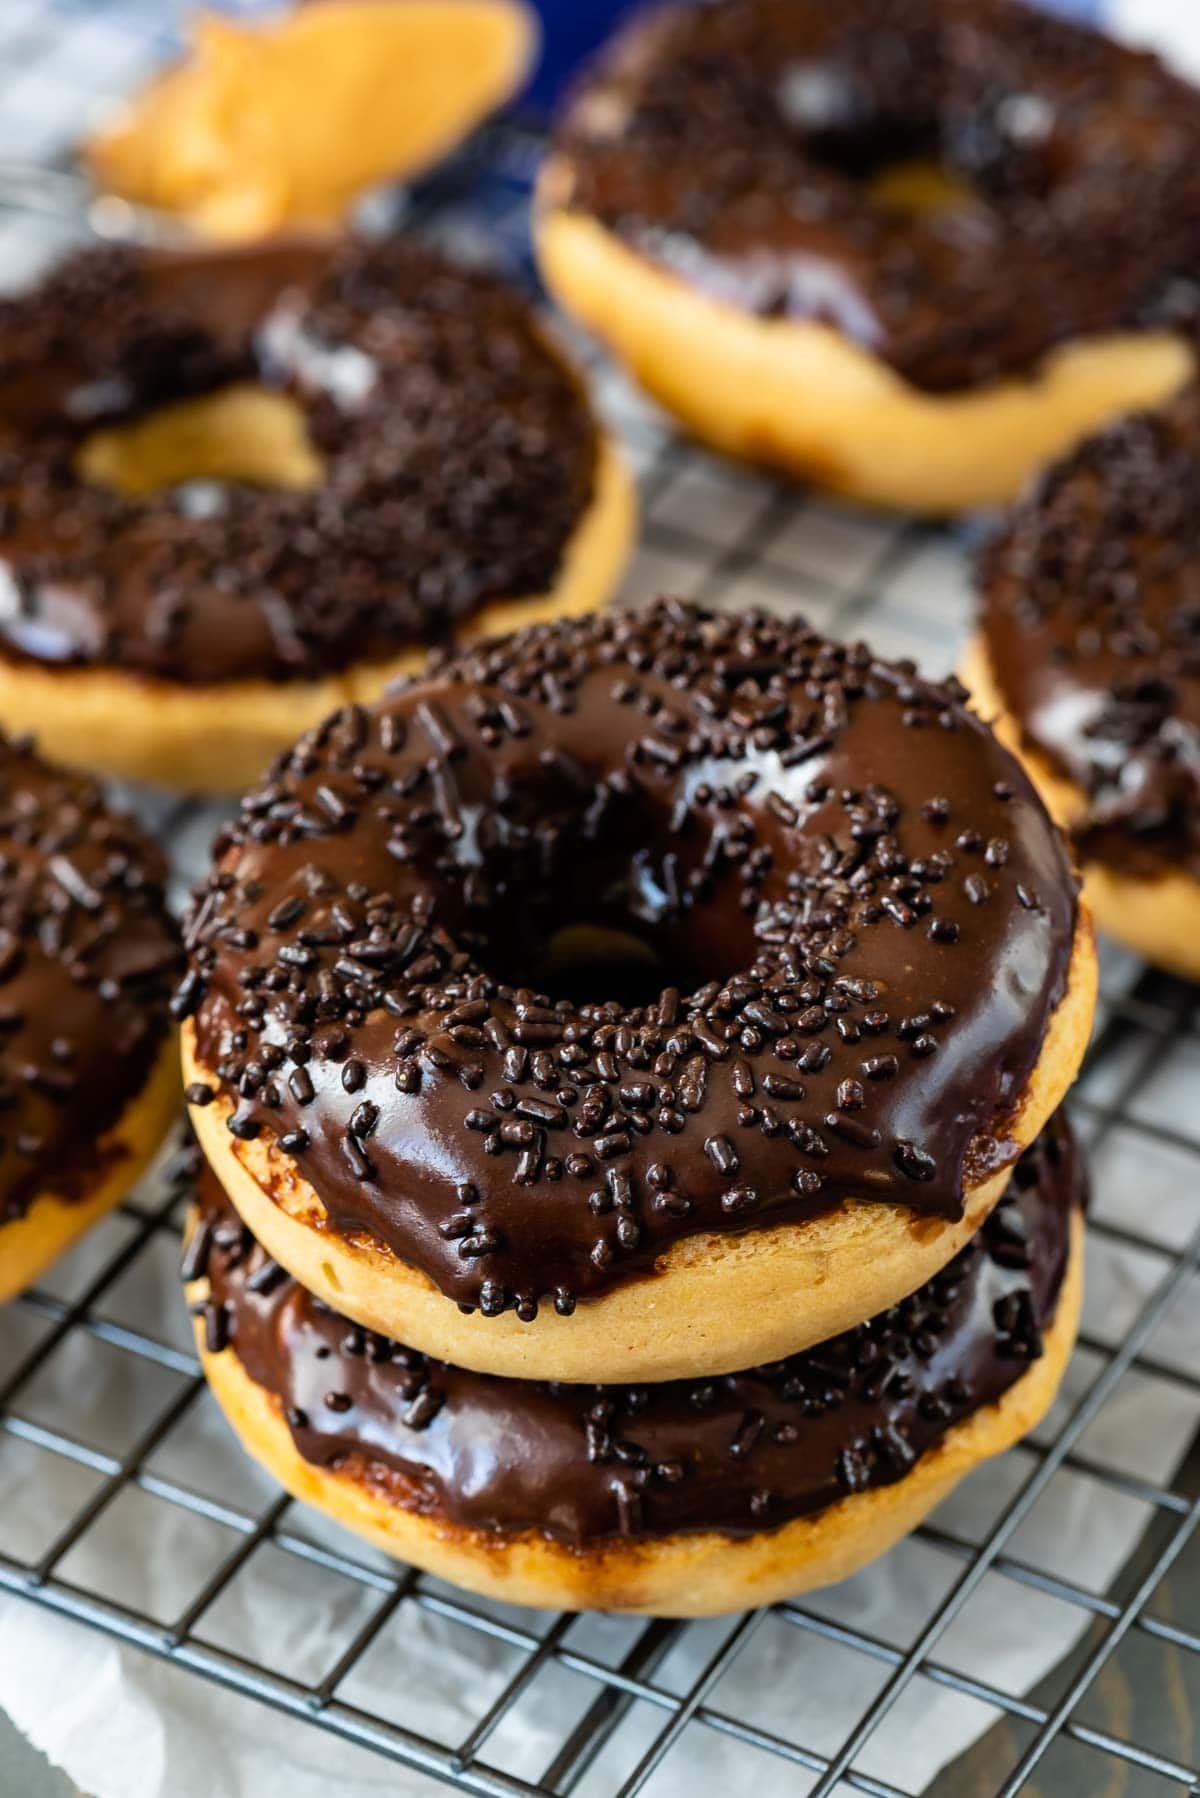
xmin=0 ymin=6 xmax=1198 ymax=1795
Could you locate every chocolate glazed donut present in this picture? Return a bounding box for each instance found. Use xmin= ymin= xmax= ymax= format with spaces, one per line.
xmin=966 ymin=388 xmax=1200 ymax=979
xmin=0 ymin=238 xmax=633 ymax=791
xmin=187 ymin=1115 xmax=1086 ymax=1614
xmin=0 ymin=733 xmax=180 ymax=1300
xmin=181 ymin=604 xmax=1096 ymax=1380
xmin=537 ymin=0 xmax=1200 ymax=511
xmin=556 ymin=0 xmax=1200 ymax=390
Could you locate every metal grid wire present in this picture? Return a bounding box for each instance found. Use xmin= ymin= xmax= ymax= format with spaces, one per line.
xmin=0 ymin=7 xmax=1198 ymax=1794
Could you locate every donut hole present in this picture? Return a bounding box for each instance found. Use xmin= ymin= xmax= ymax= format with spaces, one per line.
xmin=534 ymin=922 xmax=670 ymax=1011
xmin=787 ymin=111 xmax=978 ymax=219
xmin=76 ymin=383 xmax=323 ymax=498
xmin=467 ymin=807 xmax=759 ymax=1016
xmin=489 ymin=906 xmax=708 ymax=1012
xmin=866 ymin=160 xmax=977 ymax=218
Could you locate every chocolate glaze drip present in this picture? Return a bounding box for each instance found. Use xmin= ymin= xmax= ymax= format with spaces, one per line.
xmin=981 ymin=389 xmax=1200 ymax=881
xmin=192 ymin=1114 xmax=1082 ymax=1545
xmin=0 ymin=238 xmax=596 ymax=686
xmin=0 ymin=734 xmax=178 ymax=1225
xmin=554 ymin=0 xmax=1200 ymax=392
xmin=182 ymin=603 xmax=1077 ymax=1320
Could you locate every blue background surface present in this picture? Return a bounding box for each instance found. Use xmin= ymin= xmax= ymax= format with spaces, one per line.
xmin=523 ymin=0 xmax=1103 ymax=108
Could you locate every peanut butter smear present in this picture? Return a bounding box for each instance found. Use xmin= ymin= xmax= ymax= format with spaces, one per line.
xmin=86 ymin=1 xmax=536 ymax=240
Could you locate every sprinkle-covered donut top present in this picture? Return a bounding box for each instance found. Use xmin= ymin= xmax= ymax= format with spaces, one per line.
xmin=553 ymin=0 xmax=1200 ymax=391
xmin=981 ymin=390 xmax=1200 ymax=881
xmin=189 ymin=1114 xmax=1081 ymax=1544
xmin=0 ymin=735 xmax=178 ymax=1225
xmin=182 ymin=603 xmax=1077 ymax=1320
xmin=0 ymin=238 xmax=596 ymax=686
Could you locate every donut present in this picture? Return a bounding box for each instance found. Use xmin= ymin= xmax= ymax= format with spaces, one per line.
xmin=186 ymin=1114 xmax=1085 ymax=1616
xmin=0 ymin=238 xmax=633 ymax=793
xmin=0 ymin=735 xmax=180 ymax=1303
xmin=180 ymin=602 xmax=1096 ymax=1382
xmin=965 ymin=390 xmax=1200 ymax=980
xmin=536 ymin=0 xmax=1200 ymax=515
xmin=86 ymin=1 xmax=536 ymax=241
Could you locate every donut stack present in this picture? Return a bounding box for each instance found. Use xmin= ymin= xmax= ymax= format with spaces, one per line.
xmin=0 ymin=0 xmax=1181 ymax=1625
xmin=178 ymin=602 xmax=1096 ymax=1614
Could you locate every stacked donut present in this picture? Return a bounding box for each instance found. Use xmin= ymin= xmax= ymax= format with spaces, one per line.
xmin=178 ymin=602 xmax=1097 ymax=1613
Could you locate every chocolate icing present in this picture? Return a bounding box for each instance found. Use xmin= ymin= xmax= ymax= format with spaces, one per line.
xmin=182 ymin=603 xmax=1077 ymax=1319
xmin=554 ymin=0 xmax=1200 ymax=392
xmin=981 ymin=389 xmax=1200 ymax=881
xmin=191 ymin=1114 xmax=1082 ymax=1545
xmin=0 ymin=734 xmax=178 ymax=1226
xmin=0 ymin=238 xmax=596 ymax=686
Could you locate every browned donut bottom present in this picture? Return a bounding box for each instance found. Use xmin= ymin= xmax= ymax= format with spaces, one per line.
xmin=187 ymin=1115 xmax=1083 ymax=1611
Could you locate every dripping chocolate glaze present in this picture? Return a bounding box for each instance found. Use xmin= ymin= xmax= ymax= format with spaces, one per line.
xmin=981 ymin=389 xmax=1200 ymax=882
xmin=0 ymin=734 xmax=178 ymax=1226
xmin=0 ymin=237 xmax=596 ymax=686
xmin=553 ymin=0 xmax=1200 ymax=392
xmin=192 ymin=1114 xmax=1083 ymax=1545
xmin=183 ymin=603 xmax=1078 ymax=1319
